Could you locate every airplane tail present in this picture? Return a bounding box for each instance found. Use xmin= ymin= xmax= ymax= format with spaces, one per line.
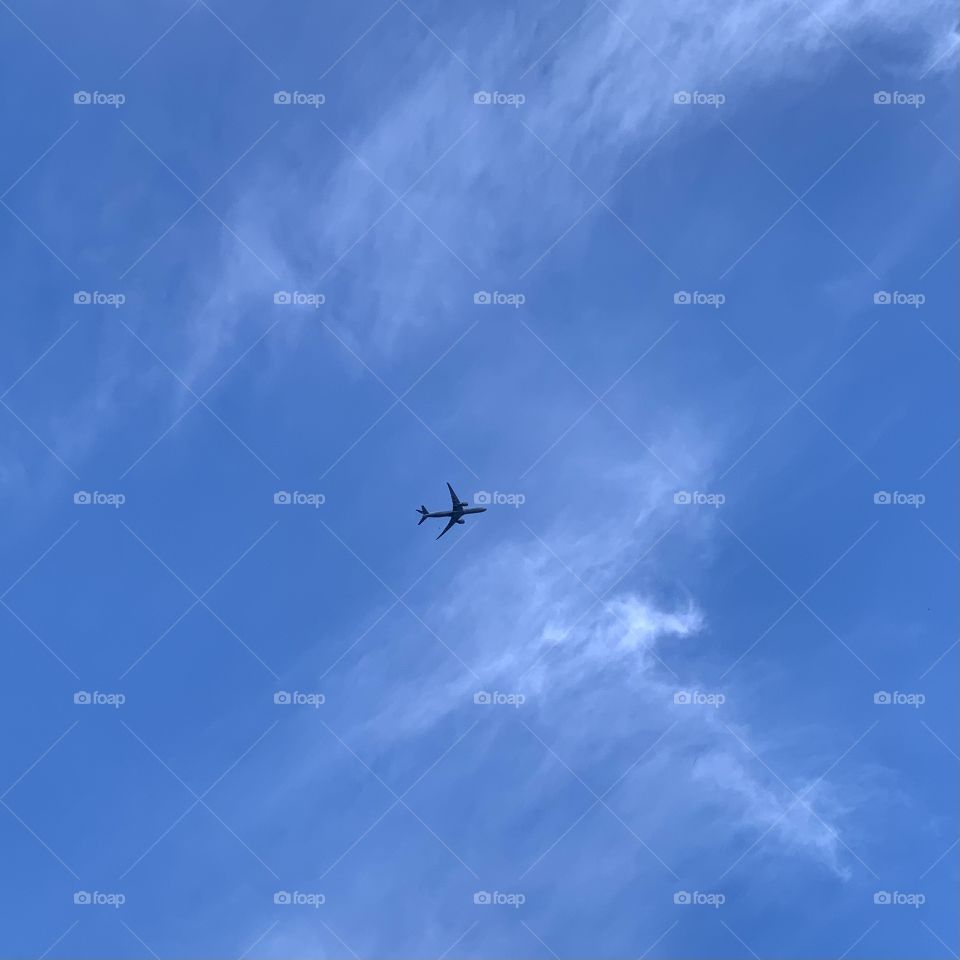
xmin=417 ymin=505 xmax=429 ymax=525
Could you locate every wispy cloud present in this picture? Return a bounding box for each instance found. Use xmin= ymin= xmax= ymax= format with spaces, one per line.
xmin=180 ymin=0 xmax=955 ymax=375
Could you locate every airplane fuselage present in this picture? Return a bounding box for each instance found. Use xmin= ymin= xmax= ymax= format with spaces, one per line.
xmin=419 ymin=484 xmax=488 ymax=538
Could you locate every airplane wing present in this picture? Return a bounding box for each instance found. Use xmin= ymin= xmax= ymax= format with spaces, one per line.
xmin=436 ymin=516 xmax=458 ymax=539
xmin=446 ymin=482 xmax=463 ymax=510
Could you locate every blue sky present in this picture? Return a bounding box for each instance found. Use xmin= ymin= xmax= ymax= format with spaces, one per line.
xmin=0 ymin=0 xmax=957 ymax=957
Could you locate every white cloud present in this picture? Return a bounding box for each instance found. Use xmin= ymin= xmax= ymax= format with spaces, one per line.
xmin=254 ymin=442 xmax=852 ymax=894
xmin=180 ymin=0 xmax=955 ymax=375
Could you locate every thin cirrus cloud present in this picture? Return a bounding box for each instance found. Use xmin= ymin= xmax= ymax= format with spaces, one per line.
xmin=263 ymin=447 xmax=855 ymax=903
xmin=180 ymin=0 xmax=956 ymax=375
xmin=236 ymin=448 xmax=859 ymax=959
xmin=208 ymin=7 xmax=958 ymax=916
xmin=375 ymin=499 xmax=853 ymax=876
xmin=10 ymin=0 xmax=952 ymax=475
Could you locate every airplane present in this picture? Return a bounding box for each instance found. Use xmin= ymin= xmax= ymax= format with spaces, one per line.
xmin=417 ymin=482 xmax=487 ymax=539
